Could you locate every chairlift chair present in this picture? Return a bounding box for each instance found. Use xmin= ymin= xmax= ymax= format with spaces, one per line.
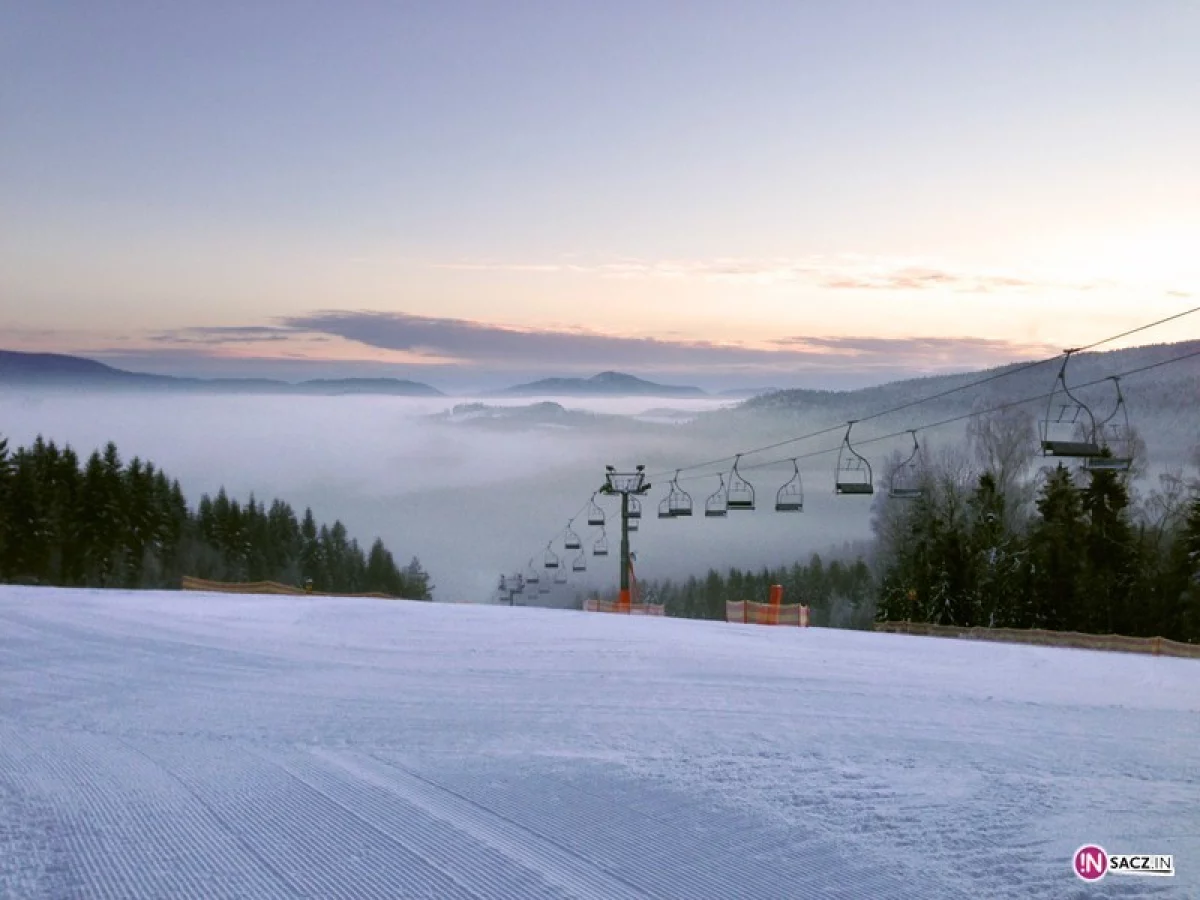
xmin=775 ymin=459 xmax=804 ymax=512
xmin=888 ymin=431 xmax=924 ymax=499
xmin=658 ymin=470 xmax=694 ymax=518
xmin=835 ymin=422 xmax=874 ymax=495
xmin=563 ymin=521 xmax=582 ymax=551
xmin=1040 ymin=351 xmax=1102 ymax=458
xmin=1084 ymin=377 xmax=1134 ymax=472
xmin=726 ymin=454 xmax=755 ymax=510
xmin=627 ymin=496 xmax=642 ymax=519
xmin=593 ymin=531 xmax=609 ymax=556
xmin=669 ymin=471 xmax=694 ymax=516
xmin=553 ymin=565 xmax=568 ymax=584
xmin=705 ymin=474 xmax=729 ymax=517
xmin=572 ymin=551 xmax=587 ymax=573
xmin=543 ymin=545 xmax=560 ymax=569
xmin=525 ymin=558 xmax=540 ymax=585
xmin=586 ymin=494 xmax=606 ymax=527
xmin=628 ymin=515 xmax=639 ymax=532
xmin=511 ymin=575 xmax=524 ymax=594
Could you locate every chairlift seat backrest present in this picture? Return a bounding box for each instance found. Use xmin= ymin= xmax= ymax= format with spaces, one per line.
xmin=835 ymin=423 xmax=874 ymax=495
xmin=727 ymin=455 xmax=755 ymax=509
xmin=775 ymin=461 xmax=803 ymax=512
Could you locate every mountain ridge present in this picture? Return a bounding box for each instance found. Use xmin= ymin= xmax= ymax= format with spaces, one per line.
xmin=0 ymin=350 xmax=444 ymax=396
xmin=494 ymin=370 xmax=707 ymax=397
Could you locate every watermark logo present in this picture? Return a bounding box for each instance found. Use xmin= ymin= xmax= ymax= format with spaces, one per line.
xmin=1074 ymin=845 xmax=1108 ymax=882
xmin=1074 ymin=845 xmax=1174 ymax=881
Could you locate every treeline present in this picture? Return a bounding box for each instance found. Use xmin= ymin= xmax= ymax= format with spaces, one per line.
xmin=0 ymin=434 xmax=431 ymax=598
xmin=872 ymin=408 xmax=1200 ymax=642
xmin=639 ymin=553 xmax=875 ymax=628
xmin=639 ymin=407 xmax=1200 ymax=643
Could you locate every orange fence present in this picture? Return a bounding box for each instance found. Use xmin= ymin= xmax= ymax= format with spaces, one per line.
xmin=181 ymin=575 xmax=396 ymax=600
xmin=583 ymin=598 xmax=665 ymax=615
xmin=726 ymin=600 xmax=810 ymax=626
xmin=874 ymin=620 xmax=1200 ymax=659
xmin=726 ymin=583 xmax=810 ymax=626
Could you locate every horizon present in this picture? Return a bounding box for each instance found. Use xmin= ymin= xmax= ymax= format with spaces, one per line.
xmin=3 ymin=3 xmax=1198 ymax=383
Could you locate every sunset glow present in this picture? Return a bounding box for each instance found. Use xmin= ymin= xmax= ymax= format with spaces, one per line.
xmin=2 ymin=3 xmax=1198 ymax=386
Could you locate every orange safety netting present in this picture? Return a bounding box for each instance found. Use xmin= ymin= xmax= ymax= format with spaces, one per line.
xmin=726 ymin=600 xmax=810 ymax=626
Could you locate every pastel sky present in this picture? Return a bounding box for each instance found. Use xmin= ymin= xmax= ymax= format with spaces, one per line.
xmin=2 ymin=1 xmax=1198 ymax=388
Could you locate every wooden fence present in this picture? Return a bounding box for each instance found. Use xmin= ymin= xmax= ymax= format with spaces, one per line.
xmin=874 ymin=620 xmax=1200 ymax=659
xmin=181 ymin=576 xmax=396 ymax=600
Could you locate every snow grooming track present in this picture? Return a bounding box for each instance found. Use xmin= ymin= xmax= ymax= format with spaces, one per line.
xmin=0 ymin=725 xmax=292 ymax=900
xmin=353 ymin=750 xmax=931 ymax=900
xmin=309 ymin=748 xmax=650 ymax=900
xmin=133 ymin=738 xmax=488 ymax=900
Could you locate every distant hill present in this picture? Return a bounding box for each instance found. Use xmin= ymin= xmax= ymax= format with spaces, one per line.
xmin=718 ymin=387 xmax=778 ymax=399
xmin=496 ymin=371 xmax=707 ymax=397
xmin=737 ymin=340 xmax=1200 ymax=418
xmin=0 ymin=350 xmax=443 ymax=396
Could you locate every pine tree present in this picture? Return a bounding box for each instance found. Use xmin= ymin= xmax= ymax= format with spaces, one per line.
xmin=1079 ymin=468 xmax=1136 ymax=634
xmin=1174 ymin=496 xmax=1200 ymax=642
xmin=1028 ymin=465 xmax=1086 ymax=630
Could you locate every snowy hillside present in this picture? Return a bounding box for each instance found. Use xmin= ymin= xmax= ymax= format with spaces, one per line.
xmin=1 ymin=587 xmax=1197 ymax=899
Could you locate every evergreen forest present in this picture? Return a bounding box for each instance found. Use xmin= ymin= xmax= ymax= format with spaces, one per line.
xmin=0 ymin=434 xmax=431 ymax=599
xmin=639 ymin=408 xmax=1200 ymax=643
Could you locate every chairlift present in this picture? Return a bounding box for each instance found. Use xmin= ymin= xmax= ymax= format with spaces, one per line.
xmin=525 ymin=558 xmax=540 ymax=585
xmin=889 ymin=430 xmax=924 ymax=499
xmin=670 ymin=471 xmax=693 ymax=516
xmin=586 ymin=494 xmax=605 ymax=527
xmin=835 ymin=421 xmax=874 ymax=495
xmin=572 ymin=551 xmax=587 ymax=573
xmin=727 ymin=454 xmax=755 ymax=510
xmin=628 ymin=496 xmax=642 ymax=519
xmin=553 ymin=565 xmax=568 ymax=585
xmin=543 ymin=545 xmax=559 ymax=569
xmin=1040 ymin=351 xmax=1102 ymax=458
xmin=511 ymin=575 xmax=524 ymax=594
xmin=1084 ymin=377 xmax=1134 ymax=472
xmin=628 ymin=514 xmax=639 ymax=532
xmin=658 ymin=470 xmax=694 ymax=518
xmin=538 ymin=580 xmax=551 ymax=594
xmin=705 ymin=474 xmax=729 ymax=517
xmin=593 ymin=530 xmax=609 ymax=556
xmin=563 ymin=521 xmax=582 ymax=551
xmin=775 ymin=459 xmax=804 ymax=512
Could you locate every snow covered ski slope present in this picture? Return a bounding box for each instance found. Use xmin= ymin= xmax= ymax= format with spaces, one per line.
xmin=1 ymin=587 xmax=1197 ymax=899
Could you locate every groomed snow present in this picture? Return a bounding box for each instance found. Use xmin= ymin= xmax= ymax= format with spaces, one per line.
xmin=1 ymin=587 xmax=1197 ymax=899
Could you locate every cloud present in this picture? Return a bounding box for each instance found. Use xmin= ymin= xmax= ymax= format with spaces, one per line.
xmin=270 ymin=310 xmax=1052 ymax=373
xmin=431 ymin=256 xmax=1096 ymax=293
xmin=150 ymin=326 xmax=296 ymax=345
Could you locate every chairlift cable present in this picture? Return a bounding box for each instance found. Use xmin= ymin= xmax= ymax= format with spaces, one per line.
xmin=517 ymin=320 xmax=1200 ymax=592
xmin=644 ymin=304 xmax=1200 ymax=480
xmin=729 ymin=345 xmax=1200 ymax=474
